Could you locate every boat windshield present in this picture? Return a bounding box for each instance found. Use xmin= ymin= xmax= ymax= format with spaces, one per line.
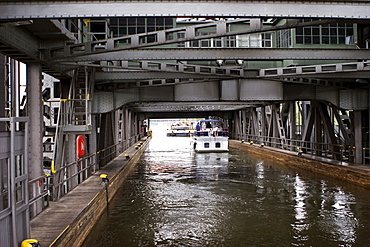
xmin=172 ymin=126 xmax=190 ymax=130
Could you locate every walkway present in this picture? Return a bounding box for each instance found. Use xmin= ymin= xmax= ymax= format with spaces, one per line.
xmin=30 ymin=140 xmax=148 ymax=247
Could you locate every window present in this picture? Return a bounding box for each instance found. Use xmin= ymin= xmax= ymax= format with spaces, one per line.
xmin=261 ymin=33 xmax=272 ymax=47
xmin=110 ymin=17 xmax=174 ymax=38
xmin=295 ymin=20 xmax=354 ymax=45
xmin=204 ymin=143 xmax=210 ymax=148
xmin=277 ymin=29 xmax=292 ymax=48
xmin=215 ymin=142 xmax=221 ymax=148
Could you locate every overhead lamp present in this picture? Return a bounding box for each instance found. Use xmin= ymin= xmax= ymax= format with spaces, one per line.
xmin=216 ymin=60 xmax=224 ymax=67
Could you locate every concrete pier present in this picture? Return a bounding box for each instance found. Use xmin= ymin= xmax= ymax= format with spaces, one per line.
xmin=30 ymin=138 xmax=150 ymax=247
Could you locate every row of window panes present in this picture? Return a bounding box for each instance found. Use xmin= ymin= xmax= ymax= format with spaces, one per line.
xmin=295 ymin=24 xmax=354 ymax=45
xmin=110 ymin=18 xmax=173 ymax=36
xmin=178 ymin=33 xmax=272 ymax=48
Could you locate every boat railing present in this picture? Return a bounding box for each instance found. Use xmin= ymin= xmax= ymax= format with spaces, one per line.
xmin=194 ymin=130 xmax=229 ymax=137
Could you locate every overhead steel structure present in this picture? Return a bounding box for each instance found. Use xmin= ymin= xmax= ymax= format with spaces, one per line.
xmin=0 ymin=0 xmax=370 ymax=246
xmin=0 ymin=0 xmax=369 ymax=19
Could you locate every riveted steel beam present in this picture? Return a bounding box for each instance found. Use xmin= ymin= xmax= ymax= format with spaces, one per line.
xmin=65 ymin=60 xmax=245 ymax=78
xmin=0 ymin=1 xmax=369 ymax=19
xmin=260 ymin=61 xmax=370 ymax=77
xmin=52 ymin=48 xmax=370 ymax=62
xmin=94 ymin=71 xmax=232 ymax=81
xmin=0 ymin=25 xmax=40 ymax=61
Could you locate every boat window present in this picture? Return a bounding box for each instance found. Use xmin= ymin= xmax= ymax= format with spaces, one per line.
xmin=215 ymin=142 xmax=221 ymax=148
xmin=204 ymin=143 xmax=210 ymax=148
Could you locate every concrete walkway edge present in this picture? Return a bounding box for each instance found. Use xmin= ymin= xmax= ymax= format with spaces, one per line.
xmin=30 ymin=138 xmax=150 ymax=247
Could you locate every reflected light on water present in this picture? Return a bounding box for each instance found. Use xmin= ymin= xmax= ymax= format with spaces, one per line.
xmin=291 ymin=174 xmax=309 ymax=242
xmin=318 ymin=185 xmax=358 ymax=244
xmin=81 ymin=124 xmax=370 ymax=247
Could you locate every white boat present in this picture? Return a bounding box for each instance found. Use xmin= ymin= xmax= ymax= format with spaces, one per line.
xmin=192 ymin=119 xmax=229 ymax=152
xmin=166 ymin=123 xmax=194 ymax=137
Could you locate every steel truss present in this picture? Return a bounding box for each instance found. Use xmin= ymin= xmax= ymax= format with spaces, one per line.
xmin=52 ymin=48 xmax=370 ymax=62
xmin=46 ymin=19 xmax=346 ymax=60
xmin=232 ymin=100 xmax=364 ymax=163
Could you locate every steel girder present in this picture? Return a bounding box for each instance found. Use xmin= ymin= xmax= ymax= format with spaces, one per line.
xmin=0 ymin=1 xmax=369 ymax=19
xmin=94 ymin=71 xmax=234 ymax=81
xmin=0 ymin=25 xmax=40 ymax=61
xmin=51 ymin=48 xmax=370 ymax=62
xmin=260 ymin=61 xmax=370 ymax=79
xmin=46 ymin=18 xmax=348 ymax=59
xmin=92 ymin=61 xmax=369 ymax=87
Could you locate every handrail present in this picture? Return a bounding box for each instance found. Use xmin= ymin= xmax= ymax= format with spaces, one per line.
xmin=231 ymin=132 xmax=353 ymax=163
xmin=27 ymin=133 xmax=145 ymax=219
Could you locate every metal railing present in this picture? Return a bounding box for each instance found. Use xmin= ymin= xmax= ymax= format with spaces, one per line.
xmin=232 ymin=132 xmax=353 ymax=163
xmin=37 ymin=133 xmax=145 ymax=205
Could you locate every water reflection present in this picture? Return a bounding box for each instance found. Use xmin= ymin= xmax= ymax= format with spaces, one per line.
xmin=291 ymin=175 xmax=309 ymax=243
xmin=82 ymin=126 xmax=370 ymax=247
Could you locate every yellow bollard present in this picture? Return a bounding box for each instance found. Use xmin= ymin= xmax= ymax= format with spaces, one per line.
xmin=21 ymin=239 xmax=40 ymax=247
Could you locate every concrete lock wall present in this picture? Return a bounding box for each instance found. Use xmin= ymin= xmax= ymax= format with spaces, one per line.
xmin=229 ymin=141 xmax=370 ymax=189
xmin=51 ymin=139 xmax=150 ymax=247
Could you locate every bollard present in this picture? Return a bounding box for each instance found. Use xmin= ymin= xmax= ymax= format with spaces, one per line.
xmin=100 ymin=174 xmax=109 ymax=185
xmin=125 ymin=154 xmax=130 ymax=160
xmin=21 ymin=239 xmax=40 ymax=247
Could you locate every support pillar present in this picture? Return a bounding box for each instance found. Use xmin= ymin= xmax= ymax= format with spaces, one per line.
xmin=0 ymin=55 xmax=5 ymax=130
xmin=353 ymin=110 xmax=363 ymax=164
xmin=26 ymin=63 xmax=43 ymax=214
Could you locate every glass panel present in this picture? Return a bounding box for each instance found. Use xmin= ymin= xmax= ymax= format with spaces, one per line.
xmin=296 ymin=36 xmax=303 ymax=44
xmin=264 ymin=40 xmax=272 ymax=47
xmin=128 ymin=27 xmax=136 ymax=34
xmin=330 ymin=28 xmax=337 ymax=35
xmin=119 ymin=27 xmax=127 ymax=35
xmin=346 ymin=28 xmax=353 ymax=36
xmin=165 ymin=18 xmax=173 ymax=25
xmin=119 ymin=18 xmax=127 ymax=25
xmin=304 ymin=28 xmax=311 ymax=35
xmin=312 ymin=27 xmax=320 ymax=35
xmin=322 ymin=36 xmax=330 ymax=44
xmin=322 ymin=27 xmax=329 ymax=35
xmin=137 ymin=18 xmax=145 ymax=25
xmin=313 ymin=36 xmax=320 ymax=44
xmin=137 ymin=27 xmax=145 ymax=34
xmin=156 ymin=18 xmax=164 ymax=26
xmin=296 ymin=27 xmax=303 ymax=35
xmin=110 ymin=18 xmax=118 ymax=25
xmin=128 ymin=18 xmax=136 ymax=25
xmin=304 ymin=36 xmax=312 ymax=44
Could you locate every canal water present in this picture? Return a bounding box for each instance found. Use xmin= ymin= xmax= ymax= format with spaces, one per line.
xmin=82 ymin=126 xmax=370 ymax=247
